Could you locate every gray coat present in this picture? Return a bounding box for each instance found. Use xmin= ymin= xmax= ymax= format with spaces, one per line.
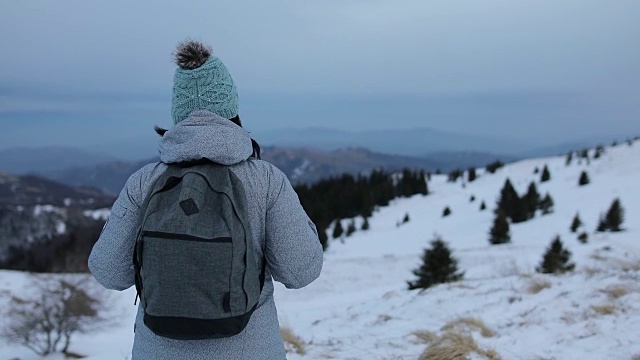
xmin=88 ymin=111 xmax=323 ymax=360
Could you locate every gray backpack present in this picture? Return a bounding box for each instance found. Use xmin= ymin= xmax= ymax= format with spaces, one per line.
xmin=133 ymin=162 xmax=265 ymax=340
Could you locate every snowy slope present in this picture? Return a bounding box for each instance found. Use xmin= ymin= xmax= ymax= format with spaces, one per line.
xmin=1 ymin=142 xmax=639 ymax=359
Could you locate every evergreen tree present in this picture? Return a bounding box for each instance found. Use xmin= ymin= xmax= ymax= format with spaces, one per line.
xmin=570 ymin=213 xmax=582 ymax=233
xmin=496 ymin=178 xmax=519 ymax=219
xmin=594 ymin=146 xmax=604 ymax=159
xmin=407 ymin=236 xmax=464 ymax=290
xmin=402 ymin=213 xmax=410 ymax=224
xmin=539 ymin=193 xmax=554 ymax=215
xmin=486 ymin=160 xmax=504 ymax=174
xmin=442 ymin=207 xmax=452 ymax=217
xmin=318 ymin=225 xmax=329 ymax=250
xmin=346 ymin=220 xmax=357 ymax=237
xmin=533 ymin=167 xmax=540 ymax=174
xmin=523 ymin=182 xmax=541 ymax=220
xmin=577 ymin=232 xmax=588 ymax=244
xmin=604 ymin=198 xmax=625 ymax=232
xmin=540 ymin=165 xmax=551 ymax=183
xmin=565 ymin=151 xmax=573 ymax=166
xmin=332 ymin=220 xmax=344 ymax=239
xmin=580 ymin=148 xmax=589 ymax=158
xmin=489 ymin=211 xmax=511 ymax=245
xmin=361 ymin=217 xmax=370 ymax=231
xmin=468 ymin=167 xmax=477 ymax=183
xmin=448 ymin=169 xmax=463 ymax=183
xmin=578 ymin=171 xmax=590 ymax=186
xmin=480 ymin=201 xmax=487 ymax=211
xmin=418 ymin=170 xmax=429 ymax=195
xmin=596 ymin=214 xmax=608 ymax=232
xmin=536 ymin=236 xmax=575 ymax=274
xmin=470 ymin=195 xmax=476 ymax=203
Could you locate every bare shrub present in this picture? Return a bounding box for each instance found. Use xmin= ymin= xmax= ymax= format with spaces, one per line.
xmin=418 ymin=331 xmax=501 ymax=360
xmin=441 ymin=317 xmax=496 ymax=338
xmin=280 ymin=326 xmax=306 ymax=355
xmin=583 ymin=266 xmax=603 ymax=278
xmin=591 ymin=304 xmax=617 ymax=316
xmin=412 ymin=330 xmax=439 ymax=345
xmin=1 ymin=275 xmax=108 ymax=356
xmin=527 ymin=277 xmax=552 ymax=294
xmin=620 ymin=258 xmax=640 ymax=272
xmin=601 ymin=285 xmax=629 ymax=300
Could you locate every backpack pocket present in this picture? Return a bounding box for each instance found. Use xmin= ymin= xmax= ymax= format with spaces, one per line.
xmin=140 ymin=231 xmax=233 ymax=320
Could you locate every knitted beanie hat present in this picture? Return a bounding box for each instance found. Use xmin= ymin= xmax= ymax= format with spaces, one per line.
xmin=171 ymin=40 xmax=239 ymax=124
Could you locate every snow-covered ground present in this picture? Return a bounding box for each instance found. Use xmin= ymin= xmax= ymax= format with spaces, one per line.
xmin=1 ymin=142 xmax=639 ymax=359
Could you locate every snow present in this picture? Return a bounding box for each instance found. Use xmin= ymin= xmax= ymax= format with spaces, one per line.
xmin=83 ymin=208 xmax=111 ymax=221
xmin=1 ymin=143 xmax=639 ymax=359
xmin=32 ymin=204 xmax=57 ymax=216
xmin=55 ymin=221 xmax=66 ymax=234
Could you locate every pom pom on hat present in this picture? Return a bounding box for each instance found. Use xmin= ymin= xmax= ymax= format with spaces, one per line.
xmin=171 ymin=39 xmax=239 ymax=124
xmin=174 ymin=40 xmax=212 ymax=70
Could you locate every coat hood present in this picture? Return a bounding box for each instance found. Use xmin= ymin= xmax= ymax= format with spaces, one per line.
xmin=159 ymin=110 xmax=253 ymax=165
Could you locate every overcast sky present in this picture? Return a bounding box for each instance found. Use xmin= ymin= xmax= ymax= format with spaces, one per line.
xmin=1 ymin=0 xmax=639 ymax=153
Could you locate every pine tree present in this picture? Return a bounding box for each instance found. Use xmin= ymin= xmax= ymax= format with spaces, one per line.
xmin=577 ymin=232 xmax=588 ymax=244
xmin=596 ymin=214 xmax=608 ymax=232
xmin=536 ymin=236 xmax=575 ymax=274
xmin=539 ymin=193 xmax=554 ymax=215
xmin=565 ymin=151 xmax=573 ymax=166
xmin=402 ymin=213 xmax=410 ymax=224
xmin=407 ymin=236 xmax=464 ymax=290
xmin=346 ymin=220 xmax=357 ymax=237
xmin=533 ymin=167 xmax=540 ymax=174
xmin=485 ymin=160 xmax=504 ymax=174
xmin=332 ymin=220 xmax=344 ymax=239
xmin=523 ymin=182 xmax=540 ymax=220
xmin=318 ymin=225 xmax=329 ymax=250
xmin=578 ymin=171 xmax=590 ymax=186
xmin=570 ymin=213 xmax=582 ymax=233
xmin=442 ymin=207 xmax=452 ymax=217
xmin=580 ymin=149 xmax=590 ymax=160
xmin=604 ymin=198 xmax=625 ymax=232
xmin=470 ymin=195 xmax=476 ymax=203
xmin=468 ymin=167 xmax=477 ymax=183
xmin=540 ymin=165 xmax=551 ymax=183
xmin=594 ymin=146 xmax=604 ymax=159
xmin=496 ymin=178 xmax=520 ymax=220
xmin=489 ymin=211 xmax=511 ymax=245
xmin=361 ymin=217 xmax=370 ymax=231
xmin=480 ymin=201 xmax=487 ymax=211
xmin=448 ymin=169 xmax=463 ymax=183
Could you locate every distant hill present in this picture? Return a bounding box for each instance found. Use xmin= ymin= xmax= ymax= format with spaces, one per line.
xmin=40 ymin=146 xmax=511 ymax=195
xmin=252 ymin=127 xmax=526 ymax=157
xmin=0 ymin=172 xmax=114 ymax=208
xmin=0 ymin=146 xmax=117 ymax=175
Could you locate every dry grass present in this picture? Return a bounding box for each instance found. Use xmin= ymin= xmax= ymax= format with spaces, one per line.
xmin=418 ymin=331 xmax=502 ymax=360
xmin=583 ymin=266 xmax=603 ymax=278
xmin=441 ymin=317 xmax=496 ymax=338
xmin=527 ymin=277 xmax=552 ymax=294
xmin=280 ymin=326 xmax=306 ymax=355
xmin=591 ymin=304 xmax=617 ymax=316
xmin=412 ymin=330 xmax=439 ymax=345
xmin=601 ymin=285 xmax=629 ymax=300
xmin=620 ymin=258 xmax=640 ymax=272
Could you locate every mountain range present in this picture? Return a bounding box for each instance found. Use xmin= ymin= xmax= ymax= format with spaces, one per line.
xmin=0 ymin=146 xmax=513 ymax=195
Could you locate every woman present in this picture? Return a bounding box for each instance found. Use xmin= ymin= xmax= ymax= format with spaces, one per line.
xmin=89 ymin=40 xmax=323 ymax=359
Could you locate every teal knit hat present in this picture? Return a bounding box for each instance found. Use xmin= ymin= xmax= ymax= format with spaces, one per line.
xmin=171 ymin=41 xmax=239 ymax=124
